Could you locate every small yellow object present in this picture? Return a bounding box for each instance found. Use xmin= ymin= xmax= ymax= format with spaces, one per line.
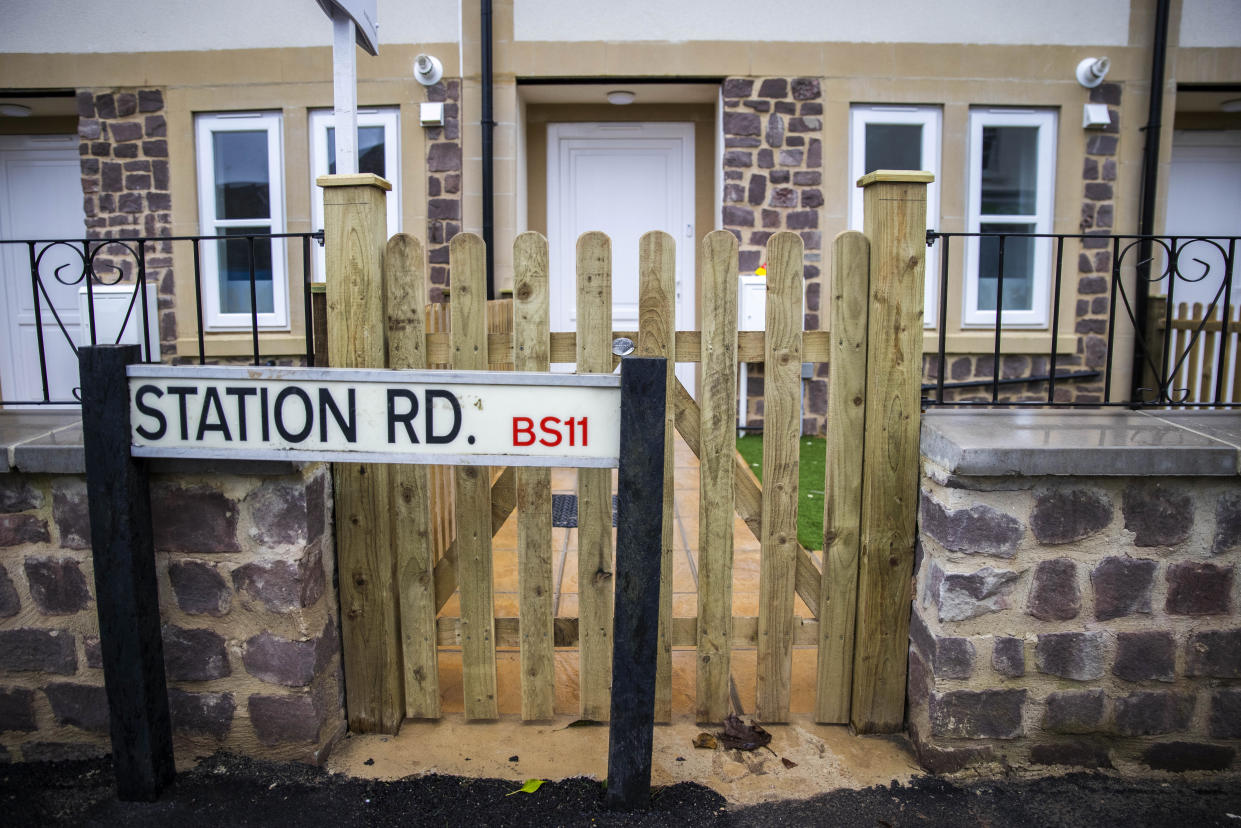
xmin=507 ymin=779 xmax=546 ymax=796
xmin=755 ymin=265 xmax=766 ymax=276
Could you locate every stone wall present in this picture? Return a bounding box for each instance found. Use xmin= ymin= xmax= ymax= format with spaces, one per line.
xmin=910 ymin=460 xmax=1240 ymax=773
xmin=721 ymin=77 xmax=828 ymax=435
xmin=423 ymin=79 xmax=463 ymax=305
xmin=76 ymin=88 xmax=176 ymax=358
xmin=0 ymin=464 xmax=343 ymax=764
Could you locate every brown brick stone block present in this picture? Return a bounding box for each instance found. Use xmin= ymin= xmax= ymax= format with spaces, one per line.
xmin=1031 ymin=489 xmax=1112 ymax=544
xmin=168 ymin=688 xmax=235 ymax=739
xmin=919 ymin=491 xmax=1023 ymax=558
xmin=1044 ymin=689 xmax=1105 ymax=733
xmin=138 ymin=89 xmax=163 ymax=112
xmin=0 ymin=687 xmax=37 ymax=732
xmin=765 ymin=114 xmax=784 ymax=148
xmin=169 ymin=560 xmax=232 ymax=617
xmin=1113 ymin=691 xmax=1193 ymax=736
xmin=1122 ymin=481 xmax=1192 ymax=547
xmin=1112 ymin=631 xmax=1175 ymax=682
xmin=24 ymin=557 xmax=92 ymax=615
xmin=0 ymin=629 xmax=76 ymax=675
xmin=1091 ymin=556 xmax=1156 ymax=620
xmin=231 ymin=545 xmax=326 ymax=613
xmin=724 ymin=111 xmax=761 ymax=136
xmin=52 ymin=479 xmax=91 ymax=551
xmin=242 ymin=622 xmax=336 ymax=688
xmin=723 ymin=78 xmax=754 ymax=98
xmin=248 ymin=693 xmax=321 ymax=745
xmin=1141 ymin=742 xmax=1234 ymax=772
xmin=930 ymin=689 xmax=1026 ymax=739
xmin=109 ymin=121 xmax=143 ymax=143
xmin=162 ymin=625 xmax=230 ymax=681
xmin=0 ymin=566 xmax=18 ymax=618
xmin=0 ymin=478 xmax=41 ymax=514
xmin=152 ymin=483 xmax=240 ymax=554
xmin=757 ymin=78 xmax=787 ymax=98
xmin=791 ymin=78 xmax=821 ymax=100
xmin=1166 ymin=561 xmax=1233 ymax=616
xmin=1214 ymin=490 xmax=1241 ymax=554
xmin=1036 ymin=632 xmax=1104 ymax=681
xmin=1027 ymin=558 xmax=1080 ymax=621
xmin=992 ymin=636 xmax=1025 ymax=677
xmin=723 ymin=150 xmax=752 ymax=167
xmin=1029 ymin=740 xmax=1112 ymax=768
xmin=722 ymin=206 xmax=755 ymax=227
xmin=45 ymin=682 xmax=109 ymax=732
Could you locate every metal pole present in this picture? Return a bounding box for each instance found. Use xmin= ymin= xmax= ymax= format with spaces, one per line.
xmin=332 ymin=12 xmax=359 ymax=175
xmin=606 ymin=356 xmax=667 ymax=810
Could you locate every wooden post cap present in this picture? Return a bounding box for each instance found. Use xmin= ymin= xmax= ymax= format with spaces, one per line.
xmin=317 ymin=172 xmax=393 ymax=191
xmin=856 ymin=170 xmax=935 ymax=187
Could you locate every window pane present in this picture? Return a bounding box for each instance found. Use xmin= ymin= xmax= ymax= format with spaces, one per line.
xmin=980 ymin=126 xmax=1039 ymax=215
xmin=213 ymin=131 xmax=271 ymax=220
xmin=326 ymin=126 xmax=387 ymax=177
xmin=977 ymin=223 xmax=1036 ymax=311
xmin=216 ymin=227 xmax=274 ymax=315
xmin=864 ymin=123 xmax=923 ymax=173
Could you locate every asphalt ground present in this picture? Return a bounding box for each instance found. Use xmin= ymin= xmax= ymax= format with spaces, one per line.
xmin=4 ymin=752 xmax=1241 ymax=827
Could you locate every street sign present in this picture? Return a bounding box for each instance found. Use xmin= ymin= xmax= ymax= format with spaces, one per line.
xmin=314 ymin=0 xmax=378 ymax=55
xmin=127 ymin=365 xmax=621 ymax=468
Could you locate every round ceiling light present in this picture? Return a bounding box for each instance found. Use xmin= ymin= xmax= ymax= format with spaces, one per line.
xmin=607 ymin=90 xmax=635 ymax=106
xmin=0 ymin=104 xmax=32 ymax=117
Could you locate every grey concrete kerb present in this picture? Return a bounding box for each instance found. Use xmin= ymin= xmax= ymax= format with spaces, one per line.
xmin=921 ymin=409 xmax=1241 ymax=478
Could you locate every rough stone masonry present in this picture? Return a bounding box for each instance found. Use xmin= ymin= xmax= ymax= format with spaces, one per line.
xmin=0 ymin=463 xmax=343 ymax=764
xmin=909 ymin=461 xmax=1241 ymax=774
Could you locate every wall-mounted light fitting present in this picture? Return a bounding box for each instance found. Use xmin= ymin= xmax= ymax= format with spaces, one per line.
xmin=607 ymin=90 xmax=635 ymax=106
xmin=413 ymin=53 xmax=443 ymax=87
xmin=1076 ymin=57 xmax=1111 ymax=89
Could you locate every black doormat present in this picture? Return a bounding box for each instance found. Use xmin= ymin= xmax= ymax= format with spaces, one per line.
xmin=551 ymin=494 xmax=618 ymax=528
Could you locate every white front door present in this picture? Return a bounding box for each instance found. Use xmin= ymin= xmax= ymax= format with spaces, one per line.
xmin=1165 ymin=129 xmax=1241 ymax=308
xmin=0 ymin=135 xmax=86 ymax=405
xmin=546 ymin=122 xmax=695 ymax=390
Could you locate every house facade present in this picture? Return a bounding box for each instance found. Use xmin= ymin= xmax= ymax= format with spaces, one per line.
xmin=1 ymin=0 xmax=1239 ymax=428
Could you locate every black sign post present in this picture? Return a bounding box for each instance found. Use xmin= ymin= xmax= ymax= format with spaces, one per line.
xmin=80 ymin=345 xmax=175 ymax=801
xmin=605 ymin=356 xmax=668 ymax=810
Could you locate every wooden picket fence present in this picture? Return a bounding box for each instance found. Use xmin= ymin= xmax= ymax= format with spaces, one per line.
xmin=321 ymin=171 xmax=930 ymax=735
xmin=1159 ymin=298 xmax=1241 ymax=403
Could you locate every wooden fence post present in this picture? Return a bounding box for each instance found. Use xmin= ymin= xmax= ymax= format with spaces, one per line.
xmin=79 ymin=344 xmax=175 ymax=801
xmin=606 ymin=356 xmax=668 ymax=810
xmin=319 ymin=172 xmax=404 ymax=733
xmin=850 ymin=170 xmax=932 ymax=733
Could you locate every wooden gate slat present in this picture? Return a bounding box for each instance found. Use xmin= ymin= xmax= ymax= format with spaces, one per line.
xmin=385 ymin=233 xmax=440 ymax=719
xmin=576 ymin=230 xmax=614 ymax=721
xmin=450 ymin=232 xmax=498 ymax=720
xmin=513 ymin=231 xmax=555 ymax=721
xmin=757 ymin=231 xmax=804 ymax=723
xmin=637 ymin=230 xmax=677 ymax=724
xmin=668 ymin=379 xmax=822 ymax=617
xmin=815 ymin=230 xmax=870 ymax=723
xmin=696 ymin=230 xmax=738 ymax=723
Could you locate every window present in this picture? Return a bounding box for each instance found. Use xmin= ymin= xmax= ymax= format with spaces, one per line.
xmin=850 ymin=105 xmax=941 ymax=326
xmin=965 ymin=109 xmax=1057 ymax=327
xmin=195 ymin=112 xmax=287 ymax=329
xmin=309 ymin=108 xmax=400 ymax=281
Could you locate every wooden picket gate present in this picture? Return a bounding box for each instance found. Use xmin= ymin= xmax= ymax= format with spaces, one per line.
xmin=322 ymin=171 xmax=930 ymax=735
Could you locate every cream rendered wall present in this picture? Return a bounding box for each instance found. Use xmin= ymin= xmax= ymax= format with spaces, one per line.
xmin=514 ymin=0 xmax=1132 ymax=46
xmin=1179 ymin=0 xmax=1241 ymax=47
xmin=0 ymin=0 xmax=461 ymax=53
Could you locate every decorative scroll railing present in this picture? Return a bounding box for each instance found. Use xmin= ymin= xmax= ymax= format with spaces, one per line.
xmin=924 ymin=231 xmax=1240 ymax=408
xmin=0 ymin=232 xmax=322 ymax=406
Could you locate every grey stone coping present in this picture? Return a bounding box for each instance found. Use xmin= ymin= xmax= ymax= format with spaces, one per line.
xmin=0 ymin=412 xmax=298 ymax=476
xmin=922 ymin=409 xmax=1241 ymax=478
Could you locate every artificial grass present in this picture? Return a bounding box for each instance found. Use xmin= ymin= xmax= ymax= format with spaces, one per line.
xmin=735 ymin=433 xmax=826 ymax=552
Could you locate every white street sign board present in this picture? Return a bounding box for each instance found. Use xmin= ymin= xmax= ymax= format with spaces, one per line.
xmin=315 ymin=0 xmax=378 ymax=55
xmin=128 ymin=366 xmax=621 ymax=468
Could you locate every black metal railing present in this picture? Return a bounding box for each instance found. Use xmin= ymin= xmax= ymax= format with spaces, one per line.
xmin=924 ymin=230 xmax=1240 ymax=408
xmin=0 ymin=231 xmax=323 ymax=406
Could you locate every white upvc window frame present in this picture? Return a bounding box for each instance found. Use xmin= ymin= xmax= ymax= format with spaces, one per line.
xmin=849 ymin=105 xmax=941 ymax=327
xmin=195 ymin=111 xmax=288 ymax=330
xmin=964 ymin=108 xmax=1057 ymax=328
xmin=308 ymin=107 xmax=401 ymax=282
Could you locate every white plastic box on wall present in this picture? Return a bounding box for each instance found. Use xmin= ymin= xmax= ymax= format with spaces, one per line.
xmin=78 ymin=283 xmax=160 ymax=359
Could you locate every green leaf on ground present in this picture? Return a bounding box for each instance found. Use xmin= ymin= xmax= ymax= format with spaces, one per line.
xmin=506 ymin=779 xmax=546 ymax=796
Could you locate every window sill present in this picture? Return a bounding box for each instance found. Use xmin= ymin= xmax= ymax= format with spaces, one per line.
xmin=174 ymin=333 xmax=309 ymax=360
xmin=921 ymin=330 xmax=1080 ymax=356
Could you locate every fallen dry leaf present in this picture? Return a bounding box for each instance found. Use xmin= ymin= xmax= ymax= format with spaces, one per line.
xmin=718 ymin=714 xmax=772 ymax=751
xmin=692 ymin=732 xmax=718 ymax=750
xmin=781 ymin=757 xmax=798 ymax=769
